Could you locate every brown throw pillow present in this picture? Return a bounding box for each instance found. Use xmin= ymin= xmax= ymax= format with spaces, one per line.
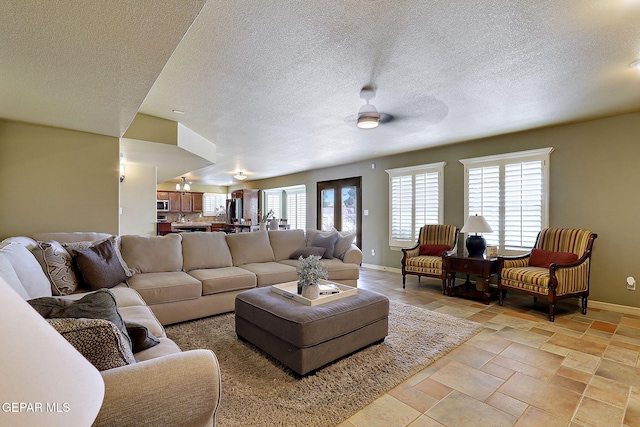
xmin=74 ymin=239 xmax=128 ymax=290
xmin=125 ymin=321 xmax=160 ymax=353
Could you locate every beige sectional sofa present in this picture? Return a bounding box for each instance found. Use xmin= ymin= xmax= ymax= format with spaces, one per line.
xmin=115 ymin=229 xmax=361 ymax=325
xmin=0 ymin=237 xmax=221 ymax=427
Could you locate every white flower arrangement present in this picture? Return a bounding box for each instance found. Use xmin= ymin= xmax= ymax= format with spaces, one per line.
xmin=296 ymin=255 xmax=328 ymax=286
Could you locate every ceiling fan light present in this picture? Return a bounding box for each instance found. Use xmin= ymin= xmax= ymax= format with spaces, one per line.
xmin=357 ymin=114 xmax=380 ymax=129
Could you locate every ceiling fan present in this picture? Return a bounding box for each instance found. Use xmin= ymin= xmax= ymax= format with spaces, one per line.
xmin=356 ymin=85 xmax=393 ymax=129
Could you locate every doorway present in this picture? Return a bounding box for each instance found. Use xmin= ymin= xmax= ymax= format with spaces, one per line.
xmin=317 ymin=177 xmax=362 ymax=248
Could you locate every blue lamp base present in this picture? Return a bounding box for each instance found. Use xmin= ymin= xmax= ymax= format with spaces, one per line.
xmin=466 ymin=235 xmax=486 ymax=258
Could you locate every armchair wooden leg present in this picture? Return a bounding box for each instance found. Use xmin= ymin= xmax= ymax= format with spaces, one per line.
xmin=402 ymin=275 xmax=406 ymax=289
xmin=581 ymin=296 xmax=588 ymax=315
xmin=498 ymin=286 xmax=504 ymax=306
xmin=549 ymin=303 xmax=555 ymax=322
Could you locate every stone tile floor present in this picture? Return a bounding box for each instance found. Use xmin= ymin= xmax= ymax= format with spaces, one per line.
xmin=339 ymin=268 xmax=640 ymax=427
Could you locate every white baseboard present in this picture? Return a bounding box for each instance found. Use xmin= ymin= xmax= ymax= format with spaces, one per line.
xmin=361 ymin=263 xmax=640 ymax=316
xmin=361 ymin=263 xmax=402 ymax=274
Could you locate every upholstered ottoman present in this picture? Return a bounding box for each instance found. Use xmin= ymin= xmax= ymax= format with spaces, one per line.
xmin=235 ymin=286 xmax=389 ymax=375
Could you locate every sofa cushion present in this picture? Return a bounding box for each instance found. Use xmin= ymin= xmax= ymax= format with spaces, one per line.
xmin=279 ymin=258 xmax=360 ymax=282
xmin=0 ymin=242 xmax=52 ymax=299
xmin=334 ymin=231 xmax=356 ymax=259
xmin=239 ymin=262 xmax=297 ymax=287
xmin=226 ymin=231 xmax=275 ymax=266
xmin=289 ymin=246 xmax=326 ymax=259
xmin=188 ymin=267 xmax=257 ymax=295
xmin=181 ymin=232 xmax=233 ymax=271
xmin=74 ymin=238 xmax=128 ymax=290
xmin=126 ymin=271 xmax=202 ymax=305
xmin=125 ymin=321 xmax=160 ymax=353
xmin=117 ymin=305 xmax=166 ymax=339
xmin=32 ymin=240 xmax=79 ymax=295
xmin=47 ymin=318 xmax=136 ymax=371
xmin=311 ymin=231 xmax=339 ymax=259
xmin=0 ymin=254 xmax=29 ymax=299
xmin=529 ymin=248 xmax=578 ymax=268
xmin=28 ymin=289 xmax=132 ymax=352
xmin=120 ymin=234 xmax=183 ymax=273
xmin=268 ymin=229 xmax=305 ymax=261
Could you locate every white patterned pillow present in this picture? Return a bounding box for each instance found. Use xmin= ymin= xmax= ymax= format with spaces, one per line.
xmin=47 ymin=318 xmax=136 ymax=371
xmin=32 ymin=241 xmax=78 ymax=295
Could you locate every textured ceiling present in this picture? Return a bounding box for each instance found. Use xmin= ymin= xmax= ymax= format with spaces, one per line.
xmin=3 ymin=1 xmax=640 ymax=185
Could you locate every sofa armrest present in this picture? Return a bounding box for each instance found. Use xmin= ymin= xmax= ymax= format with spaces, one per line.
xmin=342 ymin=244 xmax=363 ymax=265
xmin=94 ymin=349 xmax=221 ymax=427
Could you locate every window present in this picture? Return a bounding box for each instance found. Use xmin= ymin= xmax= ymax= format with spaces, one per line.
xmin=262 ymin=185 xmax=306 ymax=230
xmin=386 ymin=162 xmax=445 ymax=248
xmin=460 ymin=148 xmax=553 ymax=254
xmin=202 ymin=192 xmax=228 ymax=217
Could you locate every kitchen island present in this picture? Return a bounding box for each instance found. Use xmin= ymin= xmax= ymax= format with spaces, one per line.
xmin=157 ymin=222 xmax=231 ymax=235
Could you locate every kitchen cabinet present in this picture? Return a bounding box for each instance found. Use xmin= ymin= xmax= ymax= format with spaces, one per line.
xmin=181 ymin=193 xmax=192 ymax=212
xmin=168 ymin=192 xmax=181 ymax=212
xmin=158 ymin=191 xmax=204 ymax=213
xmin=157 ymin=222 xmax=172 ymax=236
xmin=192 ymin=192 xmax=203 ymax=213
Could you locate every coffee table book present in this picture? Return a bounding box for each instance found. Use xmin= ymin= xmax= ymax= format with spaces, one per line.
xmin=271 ymin=280 xmax=358 ymax=306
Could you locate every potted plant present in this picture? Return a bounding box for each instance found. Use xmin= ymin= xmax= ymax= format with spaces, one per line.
xmin=296 ymin=255 xmax=328 ymax=299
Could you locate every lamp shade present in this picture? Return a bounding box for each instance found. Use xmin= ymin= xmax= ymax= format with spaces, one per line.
xmin=0 ymin=278 xmax=105 ymax=426
xmin=460 ymin=214 xmax=493 ymax=234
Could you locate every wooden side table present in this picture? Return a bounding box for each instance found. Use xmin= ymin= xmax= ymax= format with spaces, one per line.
xmin=445 ymin=255 xmax=499 ymax=304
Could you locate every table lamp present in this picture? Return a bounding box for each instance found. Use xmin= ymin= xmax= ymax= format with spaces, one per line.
xmin=460 ymin=214 xmax=493 ymax=258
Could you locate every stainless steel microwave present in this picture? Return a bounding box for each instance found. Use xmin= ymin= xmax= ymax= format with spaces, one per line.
xmin=157 ymin=200 xmax=169 ymax=211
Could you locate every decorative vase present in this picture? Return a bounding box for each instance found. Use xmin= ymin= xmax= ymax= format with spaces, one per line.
xmin=297 ymin=282 xmax=303 ymax=294
xmin=259 ymin=223 xmax=267 ymax=232
xmin=302 ymin=283 xmax=319 ymax=300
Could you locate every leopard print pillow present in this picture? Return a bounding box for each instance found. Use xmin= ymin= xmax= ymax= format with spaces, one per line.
xmin=47 ymin=318 xmax=136 ymax=371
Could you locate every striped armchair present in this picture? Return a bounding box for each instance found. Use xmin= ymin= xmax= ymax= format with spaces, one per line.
xmin=401 ymin=225 xmax=459 ymax=293
xmin=497 ymin=228 xmax=597 ymax=321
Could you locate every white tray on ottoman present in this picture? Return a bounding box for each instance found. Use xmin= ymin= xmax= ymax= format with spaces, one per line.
xmin=270 ymin=280 xmax=357 ymax=306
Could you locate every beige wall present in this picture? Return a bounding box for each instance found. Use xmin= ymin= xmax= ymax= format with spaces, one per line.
xmin=253 ymin=112 xmax=640 ymax=308
xmin=0 ymin=120 xmax=120 ymax=237
xmin=119 ymin=163 xmax=157 ymax=236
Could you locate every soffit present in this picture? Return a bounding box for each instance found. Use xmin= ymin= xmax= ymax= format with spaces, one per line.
xmin=0 ymin=0 xmax=205 ymax=137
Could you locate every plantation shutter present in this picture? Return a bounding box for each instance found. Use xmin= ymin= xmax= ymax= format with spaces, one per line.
xmin=286 ymin=190 xmax=306 ymax=230
xmin=390 ymin=175 xmax=413 ymax=243
xmin=504 ymin=160 xmax=543 ymax=250
xmin=467 ymin=165 xmax=500 ymax=247
xmin=264 ymin=191 xmax=282 ymax=219
xmin=202 ymin=193 xmax=227 ymax=217
xmin=387 ymin=162 xmax=445 ymax=248
xmin=414 ymin=172 xmax=440 ymax=240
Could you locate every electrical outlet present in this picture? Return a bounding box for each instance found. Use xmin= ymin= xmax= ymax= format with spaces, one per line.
xmin=371 ymin=249 xmax=375 ymax=256
xmin=627 ymin=276 xmax=636 ymax=291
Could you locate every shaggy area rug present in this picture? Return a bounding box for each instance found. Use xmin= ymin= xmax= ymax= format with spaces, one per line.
xmin=166 ymin=301 xmax=482 ymax=427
